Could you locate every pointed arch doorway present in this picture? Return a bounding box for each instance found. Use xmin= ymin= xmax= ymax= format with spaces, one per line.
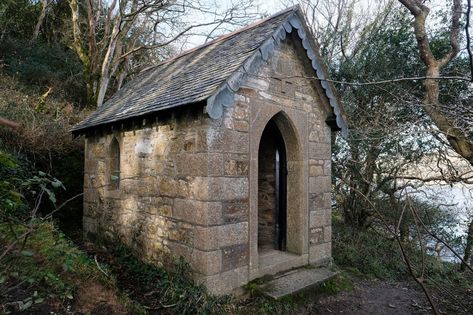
xmin=258 ymin=119 xmax=287 ymax=252
xmin=250 ymin=110 xmax=308 ymax=279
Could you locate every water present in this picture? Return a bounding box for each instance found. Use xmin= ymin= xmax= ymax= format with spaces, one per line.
xmin=407 ymin=183 xmax=472 ymax=263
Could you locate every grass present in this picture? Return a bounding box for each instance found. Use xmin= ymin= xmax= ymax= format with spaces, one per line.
xmin=0 ymin=221 xmax=143 ymax=314
xmin=333 ymin=221 xmax=407 ymax=280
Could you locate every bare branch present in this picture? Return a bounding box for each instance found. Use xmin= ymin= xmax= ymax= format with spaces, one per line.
xmin=246 ymin=71 xmax=471 ymax=86
xmin=0 ymin=117 xmax=20 ymax=130
xmin=438 ymin=0 xmax=461 ymax=68
xmin=466 ymin=0 xmax=473 ymax=82
xmin=119 ymin=19 xmax=233 ymax=60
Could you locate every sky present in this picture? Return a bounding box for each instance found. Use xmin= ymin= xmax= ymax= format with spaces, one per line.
xmin=180 ymin=0 xmax=283 ymax=48
xmin=182 ymin=0 xmax=393 ymax=48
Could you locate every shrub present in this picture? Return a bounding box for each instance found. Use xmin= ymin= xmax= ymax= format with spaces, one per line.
xmin=333 ymin=217 xmax=408 ymax=279
xmin=0 ymin=37 xmax=86 ymax=104
xmin=0 ymin=221 xmax=143 ymax=314
xmin=0 ymin=73 xmax=88 ymax=224
xmin=0 ymin=151 xmax=28 ymax=216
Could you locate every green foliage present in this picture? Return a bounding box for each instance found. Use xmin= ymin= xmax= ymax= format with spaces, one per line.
xmin=0 ymin=72 xmax=87 ymax=224
xmin=0 ymin=0 xmax=40 ymax=38
xmin=0 ymin=222 xmax=111 ymax=301
xmin=109 ymin=244 xmax=231 ymax=314
xmin=331 ymin=9 xmax=437 ymax=229
xmin=0 ymin=221 xmax=144 ymax=314
xmin=0 ymin=151 xmax=26 ymax=214
xmin=0 ymin=37 xmax=86 ymax=104
xmin=333 ymin=213 xmax=472 ymax=284
xmin=332 ymin=214 xmax=473 ymax=313
xmin=239 ymin=293 xmax=300 ymax=315
xmin=0 ymin=0 xmax=71 ymax=42
xmin=0 ymin=150 xmax=67 ymax=223
xmin=333 ymin=218 xmax=408 ymax=280
xmin=316 ymin=273 xmax=354 ymax=295
xmin=243 ymin=275 xmax=274 ymax=298
xmin=21 ymin=170 xmax=65 ymax=205
xmin=331 ymin=5 xmax=471 ymax=230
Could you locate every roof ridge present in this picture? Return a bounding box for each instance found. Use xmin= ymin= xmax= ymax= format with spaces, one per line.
xmin=140 ymin=5 xmax=299 ymax=73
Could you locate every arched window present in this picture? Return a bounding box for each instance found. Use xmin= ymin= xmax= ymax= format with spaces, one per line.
xmin=110 ymin=137 xmax=120 ymax=190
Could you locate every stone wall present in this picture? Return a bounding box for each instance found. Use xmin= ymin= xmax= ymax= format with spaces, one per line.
xmin=83 ymin=31 xmax=333 ymax=295
xmin=212 ymin=32 xmax=333 ymax=284
xmin=84 ymin=109 xmax=229 ymax=273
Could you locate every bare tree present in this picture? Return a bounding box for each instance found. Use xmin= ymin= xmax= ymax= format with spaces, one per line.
xmin=291 ymin=0 xmax=395 ymax=62
xmin=32 ymin=0 xmax=51 ymax=40
xmin=68 ymin=0 xmax=260 ymax=107
xmin=462 ymin=218 xmax=473 ymax=271
xmin=398 ymin=0 xmax=473 ymax=164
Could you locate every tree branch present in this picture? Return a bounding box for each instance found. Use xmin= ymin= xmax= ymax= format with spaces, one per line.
xmin=438 ymin=0 xmax=461 ymax=68
xmin=466 ymin=0 xmax=473 ymax=82
xmin=0 ymin=117 xmax=20 ymax=130
xmin=119 ymin=19 xmax=230 ymax=60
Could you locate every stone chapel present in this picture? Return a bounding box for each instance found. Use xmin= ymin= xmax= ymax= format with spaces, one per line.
xmin=72 ymin=5 xmax=348 ymax=295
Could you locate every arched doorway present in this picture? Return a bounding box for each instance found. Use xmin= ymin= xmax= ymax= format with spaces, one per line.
xmin=250 ymin=110 xmax=307 ymax=278
xmin=258 ymin=119 xmax=287 ymax=252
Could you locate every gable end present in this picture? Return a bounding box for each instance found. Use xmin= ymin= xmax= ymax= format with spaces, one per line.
xmin=205 ymin=9 xmax=348 ymax=137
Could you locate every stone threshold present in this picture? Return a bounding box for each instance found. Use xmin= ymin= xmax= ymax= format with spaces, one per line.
xmin=261 ymin=266 xmax=337 ymax=299
xmin=256 ymin=249 xmax=307 ymax=277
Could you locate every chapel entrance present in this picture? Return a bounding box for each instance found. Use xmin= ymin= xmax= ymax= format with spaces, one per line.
xmin=258 ymin=119 xmax=287 ymax=252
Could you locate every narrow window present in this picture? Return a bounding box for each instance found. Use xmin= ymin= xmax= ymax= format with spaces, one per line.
xmin=110 ymin=137 xmax=120 ymax=190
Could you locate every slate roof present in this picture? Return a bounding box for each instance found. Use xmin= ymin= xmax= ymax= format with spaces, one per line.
xmin=72 ymin=6 xmax=348 ymax=136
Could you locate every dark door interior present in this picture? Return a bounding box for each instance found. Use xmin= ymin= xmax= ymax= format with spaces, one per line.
xmin=258 ymin=120 xmax=287 ymax=251
xmin=275 ymin=139 xmax=287 ymax=251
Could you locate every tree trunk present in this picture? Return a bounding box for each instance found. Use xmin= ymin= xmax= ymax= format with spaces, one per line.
xmin=400 ymin=222 xmax=409 ymax=243
xmin=399 ymin=0 xmax=473 ymax=166
xmin=69 ymin=0 xmax=98 ymax=106
xmin=96 ymin=23 xmax=119 ymax=107
xmin=461 ymin=219 xmax=473 ymax=271
xmin=33 ymin=0 xmax=49 ymax=40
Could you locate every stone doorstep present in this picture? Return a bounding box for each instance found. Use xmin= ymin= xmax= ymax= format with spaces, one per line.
xmin=257 ymin=250 xmax=307 ymax=277
xmin=262 ymin=266 xmax=337 ymax=299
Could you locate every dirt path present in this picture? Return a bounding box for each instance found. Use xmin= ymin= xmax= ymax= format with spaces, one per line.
xmin=302 ymin=279 xmax=432 ymax=314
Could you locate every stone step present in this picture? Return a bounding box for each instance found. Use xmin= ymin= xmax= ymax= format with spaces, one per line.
xmin=257 ymin=250 xmax=307 ymax=278
xmin=262 ymin=267 xmax=337 ymax=299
